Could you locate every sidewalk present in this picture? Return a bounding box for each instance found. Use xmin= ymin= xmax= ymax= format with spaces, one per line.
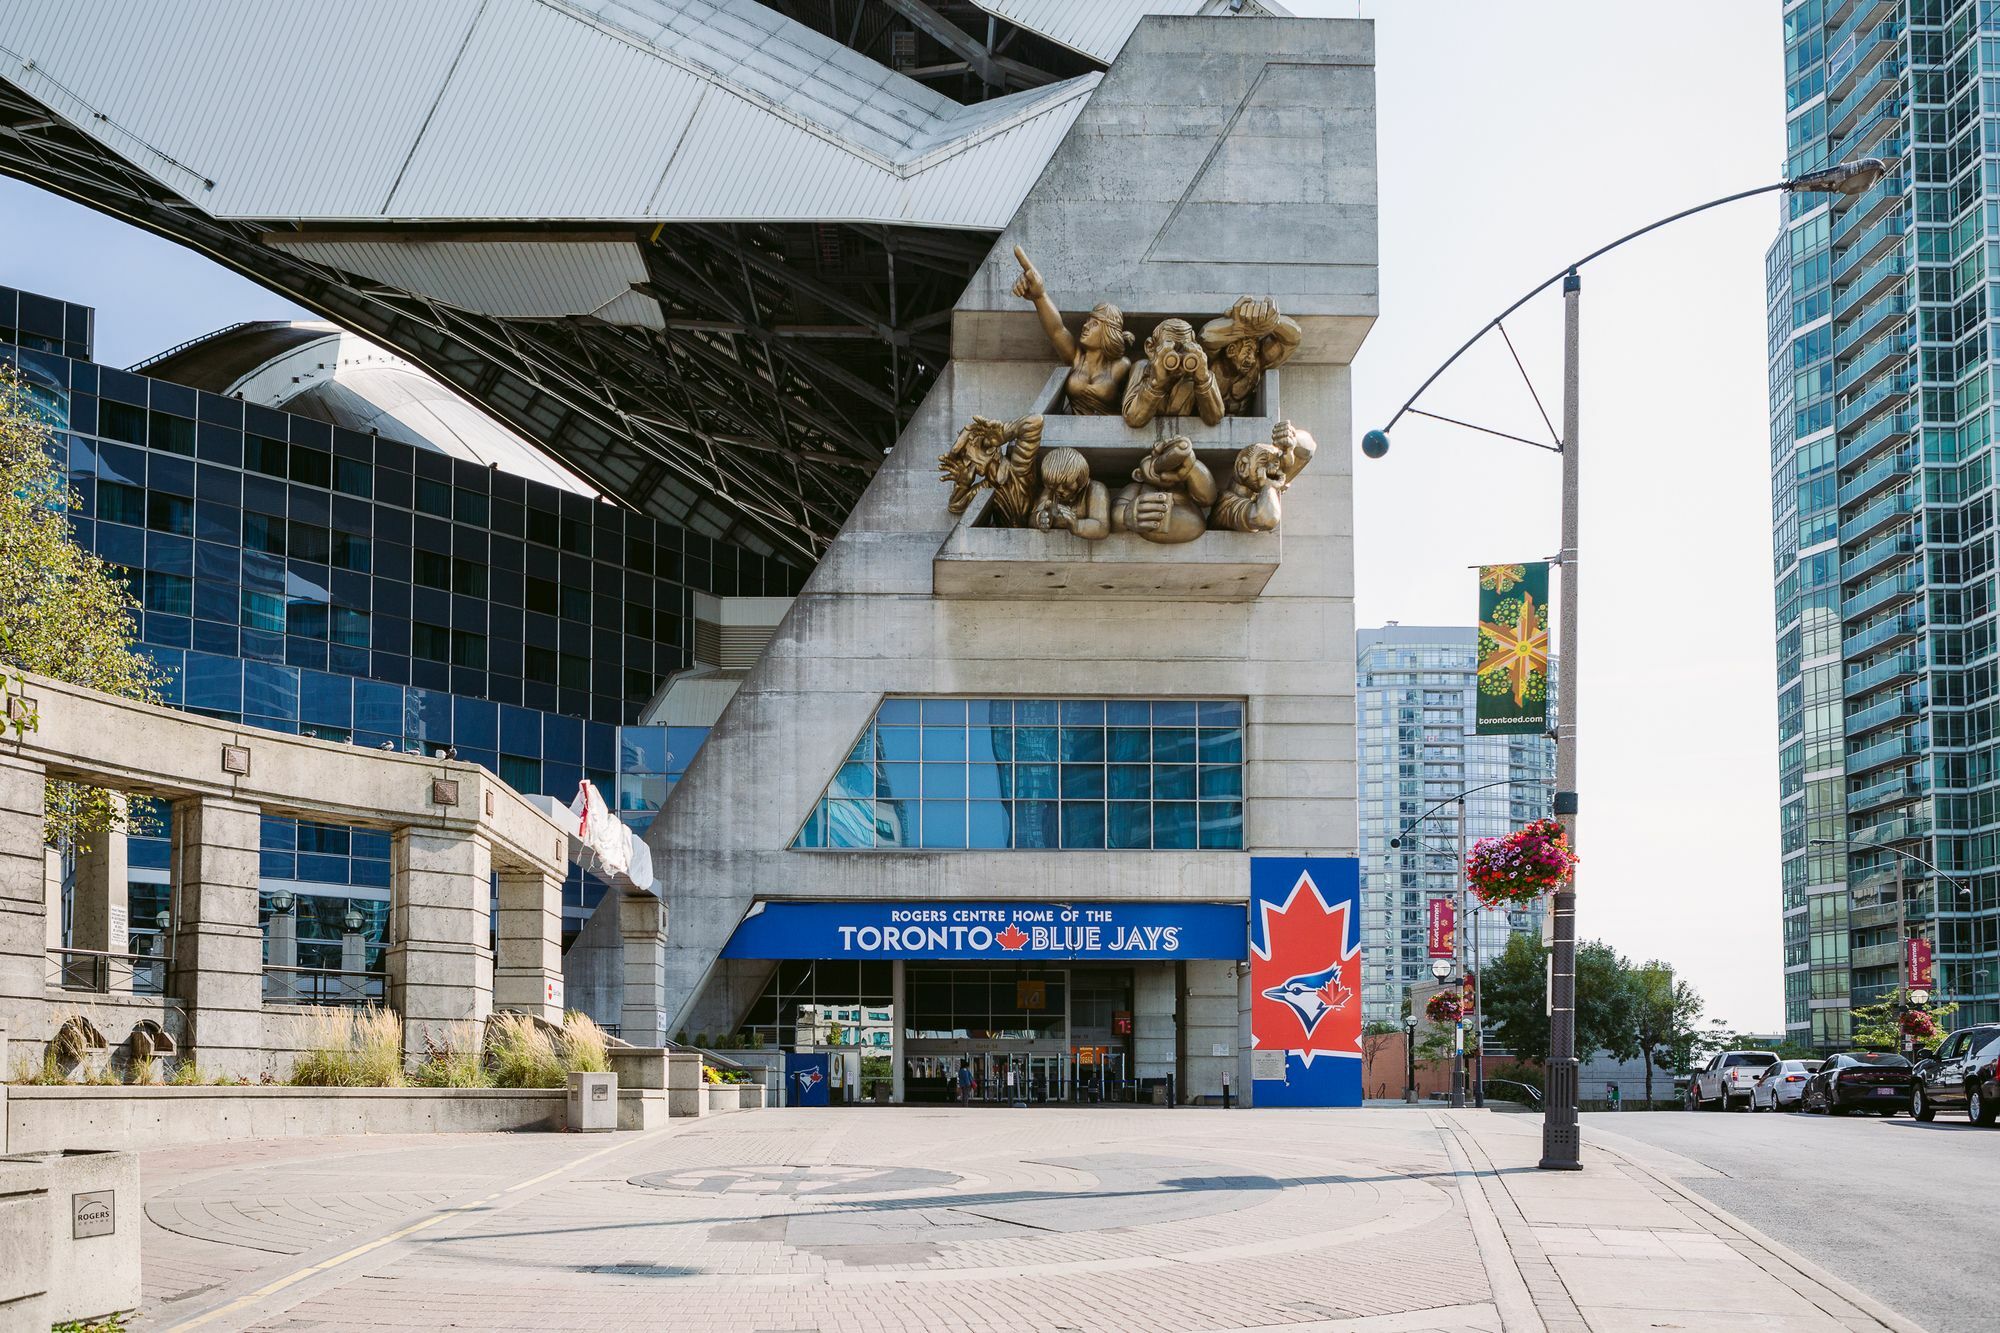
xmin=1439 ymin=1110 xmax=1926 ymax=1333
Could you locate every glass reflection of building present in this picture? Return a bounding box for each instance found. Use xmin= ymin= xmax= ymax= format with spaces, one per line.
xmin=3 ymin=282 xmax=796 ymax=979
xmin=1356 ymin=625 xmax=1556 ymax=1027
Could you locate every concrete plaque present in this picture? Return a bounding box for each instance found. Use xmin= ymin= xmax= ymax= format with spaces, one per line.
xmin=72 ymin=1190 xmax=114 ymax=1239
xmin=1251 ymin=1050 xmax=1287 ymax=1081
xmin=220 ymin=744 xmax=251 ymax=775
xmin=431 ymin=778 xmax=460 ymax=807
xmin=591 ymin=1082 xmax=610 ymax=1102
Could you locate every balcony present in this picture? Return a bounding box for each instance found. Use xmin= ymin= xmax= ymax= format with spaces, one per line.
xmin=1835 ymin=372 xmax=1915 ymax=433
xmin=1850 ymin=814 xmax=1931 ymax=845
xmin=1844 ymin=691 xmax=1923 ymax=737
xmin=1844 ymin=650 xmax=1923 ymax=697
xmin=1838 ymin=485 xmax=1917 ymax=545
xmin=1852 ymin=940 xmax=1904 ymax=971
xmin=1838 ymin=447 xmax=1917 ymax=506
xmin=1829 ymin=52 xmax=1902 ymax=138
xmin=1834 ymin=332 xmax=1912 ymax=396
xmin=1846 ymin=729 xmax=1921 ymax=775
xmin=1832 ymin=174 xmax=1910 ymax=245
xmin=1832 ymin=249 xmax=1909 ymax=319
xmin=1841 ymin=609 xmax=1923 ymax=659
xmin=1841 ymin=569 xmax=1922 ymax=621
xmin=1836 ymin=409 xmax=1915 ymax=469
xmin=1830 ymin=107 xmax=1907 ymax=192
xmin=1833 ymin=209 xmax=1908 ymax=284
xmin=1848 ymin=770 xmax=1925 ymax=814
xmin=1842 ymin=524 xmax=1917 ymax=582
xmin=1835 ymin=289 xmax=1910 ymax=357
xmin=1829 ymin=18 xmax=1904 ymax=99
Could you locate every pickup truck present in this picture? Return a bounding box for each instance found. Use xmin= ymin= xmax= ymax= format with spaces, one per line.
xmin=1686 ymin=1050 xmax=1779 ymax=1111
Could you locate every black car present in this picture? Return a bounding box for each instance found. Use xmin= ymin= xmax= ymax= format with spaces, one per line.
xmin=1800 ymin=1051 xmax=1914 ymax=1115
xmin=1911 ymin=1025 xmax=2000 ymax=1125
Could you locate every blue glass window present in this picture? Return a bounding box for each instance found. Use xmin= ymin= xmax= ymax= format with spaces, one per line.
xmin=791 ymin=697 xmax=1246 ymax=851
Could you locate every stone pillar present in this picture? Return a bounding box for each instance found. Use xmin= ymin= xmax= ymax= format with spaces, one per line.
xmin=340 ymin=928 xmax=367 ymax=1002
xmin=494 ymin=867 xmax=564 ymax=1024
xmin=890 ymin=957 xmax=906 ymax=1106
xmin=1132 ymin=962 xmax=1177 ymax=1084
xmin=71 ymin=805 xmax=129 ymax=993
xmin=618 ymin=893 xmax=667 ymax=1046
xmin=0 ymin=755 xmax=49 ymax=1050
xmin=387 ymin=829 xmax=494 ymax=1059
xmin=168 ymin=798 xmax=265 ymax=1079
xmin=264 ymin=906 xmax=298 ymax=1002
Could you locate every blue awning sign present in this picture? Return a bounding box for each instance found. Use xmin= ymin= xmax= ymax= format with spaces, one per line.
xmin=719 ymin=900 xmax=1247 ymax=961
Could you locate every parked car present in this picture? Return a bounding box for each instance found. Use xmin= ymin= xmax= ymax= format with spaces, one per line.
xmin=1911 ymin=1025 xmax=2000 ymax=1125
xmin=1749 ymin=1058 xmax=1822 ymax=1111
xmin=1686 ymin=1050 xmax=1780 ymax=1110
xmin=1801 ymin=1051 xmax=1914 ymax=1115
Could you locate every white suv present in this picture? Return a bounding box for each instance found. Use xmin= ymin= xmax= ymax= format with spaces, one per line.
xmin=1687 ymin=1050 xmax=1780 ymax=1111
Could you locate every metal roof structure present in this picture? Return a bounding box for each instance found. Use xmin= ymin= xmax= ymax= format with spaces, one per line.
xmin=0 ymin=0 xmax=1280 ymax=562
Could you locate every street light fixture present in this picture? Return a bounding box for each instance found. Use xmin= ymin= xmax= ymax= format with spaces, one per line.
xmin=1364 ymin=158 xmax=1888 ymax=1171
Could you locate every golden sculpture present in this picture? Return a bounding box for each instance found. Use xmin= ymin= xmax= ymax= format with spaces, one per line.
xmin=1211 ymin=420 xmax=1317 ymax=533
xmin=1201 ymin=297 xmax=1303 ymax=415
xmin=938 ymin=413 xmax=1044 ymax=526
xmin=1011 ymin=247 xmax=1131 ymax=415
xmin=1122 ymin=318 xmax=1225 ymax=428
xmin=1111 ymin=435 xmax=1216 ymax=544
xmin=1032 ymin=447 xmax=1111 ymax=539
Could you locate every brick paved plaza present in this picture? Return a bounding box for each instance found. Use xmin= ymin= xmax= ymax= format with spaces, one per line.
xmin=124 ymin=1107 xmax=1921 ymax=1333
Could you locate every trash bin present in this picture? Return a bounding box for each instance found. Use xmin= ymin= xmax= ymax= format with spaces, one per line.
xmin=567 ymin=1071 xmax=618 ymax=1131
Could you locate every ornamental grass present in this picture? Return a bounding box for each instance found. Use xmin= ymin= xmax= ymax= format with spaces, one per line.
xmin=289 ymin=1007 xmax=405 ymax=1087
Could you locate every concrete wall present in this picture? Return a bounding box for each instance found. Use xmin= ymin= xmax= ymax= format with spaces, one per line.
xmin=636 ymin=15 xmax=1374 ymax=1095
xmin=5 ymin=1085 xmax=567 ymax=1154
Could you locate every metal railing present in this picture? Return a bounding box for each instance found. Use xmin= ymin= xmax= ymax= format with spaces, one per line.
xmin=48 ymin=947 xmax=167 ymax=995
xmin=261 ymin=965 xmax=385 ymax=1007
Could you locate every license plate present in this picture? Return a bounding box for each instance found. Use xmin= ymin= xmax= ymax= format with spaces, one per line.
xmin=1873 ymin=1088 xmax=1896 ymax=1096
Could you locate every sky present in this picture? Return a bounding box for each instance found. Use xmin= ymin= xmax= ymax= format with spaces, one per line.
xmin=0 ymin=3 xmax=1790 ymax=1031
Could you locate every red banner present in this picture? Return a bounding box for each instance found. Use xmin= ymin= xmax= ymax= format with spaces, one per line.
xmin=1908 ymin=936 xmax=1934 ymax=989
xmin=1427 ymin=898 xmax=1456 ymax=959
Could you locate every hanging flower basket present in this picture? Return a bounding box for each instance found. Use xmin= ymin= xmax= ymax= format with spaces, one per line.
xmin=1901 ymin=1008 xmax=1939 ymax=1043
xmin=1466 ymin=818 xmax=1578 ymax=908
xmin=1425 ymin=990 xmax=1464 ymax=1024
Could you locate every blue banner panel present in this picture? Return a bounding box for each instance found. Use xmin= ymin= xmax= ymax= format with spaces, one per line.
xmin=720 ymin=900 xmax=1247 ymax=961
xmin=1249 ymin=856 xmax=1363 ymax=1108
xmin=784 ymin=1053 xmax=830 ymax=1106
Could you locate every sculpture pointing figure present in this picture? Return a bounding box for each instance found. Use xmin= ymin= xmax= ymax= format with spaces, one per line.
xmin=1201 ymin=296 xmax=1303 ymax=416
xmin=1011 ymin=246 xmax=1132 ymax=415
xmin=1212 ymin=420 xmax=1317 ymax=533
xmin=1122 ymin=318 xmax=1224 ymax=428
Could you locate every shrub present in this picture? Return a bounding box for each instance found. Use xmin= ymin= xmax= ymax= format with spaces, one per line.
xmin=290 ymin=1008 xmax=405 ymax=1087
xmin=486 ymin=1012 xmax=566 ymax=1089
xmin=126 ymin=1053 xmax=156 ymax=1086
xmin=561 ymin=1011 xmax=612 ymax=1074
xmin=411 ymin=1024 xmax=490 ymax=1088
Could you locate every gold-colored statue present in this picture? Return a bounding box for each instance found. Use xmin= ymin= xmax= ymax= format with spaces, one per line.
xmin=1111 ymin=435 xmax=1215 ymax=544
xmin=1201 ymin=297 xmax=1303 ymax=416
xmin=1122 ymin=318 xmax=1225 ymax=428
xmin=1031 ymin=447 xmax=1110 ymax=539
xmin=938 ymin=413 xmax=1044 ymax=526
xmin=1211 ymin=421 xmax=1317 ymax=533
xmin=1011 ymin=247 xmax=1132 ymax=416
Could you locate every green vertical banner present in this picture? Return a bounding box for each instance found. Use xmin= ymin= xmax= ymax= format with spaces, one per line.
xmin=1476 ymin=562 xmax=1551 ymax=735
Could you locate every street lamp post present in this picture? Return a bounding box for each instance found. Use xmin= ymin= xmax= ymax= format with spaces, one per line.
xmin=1403 ymin=1012 xmax=1419 ymax=1103
xmin=1365 ymin=156 xmax=1887 ymax=1171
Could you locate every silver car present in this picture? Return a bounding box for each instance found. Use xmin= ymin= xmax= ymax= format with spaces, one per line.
xmin=1750 ymin=1058 xmax=1822 ymax=1111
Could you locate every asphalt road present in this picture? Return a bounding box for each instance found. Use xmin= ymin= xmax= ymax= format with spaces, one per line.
xmin=1584 ymin=1106 xmax=2000 ymax=1333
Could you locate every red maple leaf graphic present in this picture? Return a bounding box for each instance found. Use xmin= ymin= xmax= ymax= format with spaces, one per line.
xmin=1250 ymin=872 xmax=1361 ymax=1064
xmin=995 ymin=924 xmax=1029 ymax=951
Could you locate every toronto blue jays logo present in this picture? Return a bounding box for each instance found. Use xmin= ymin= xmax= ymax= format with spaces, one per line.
xmin=1250 ymin=867 xmax=1362 ymax=1067
xmin=794 ymin=1067 xmax=824 ymax=1095
xmin=1261 ymin=960 xmax=1353 ymax=1039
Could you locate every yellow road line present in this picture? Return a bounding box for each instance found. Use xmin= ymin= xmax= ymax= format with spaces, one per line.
xmin=166 ymin=1132 xmax=656 ymax=1331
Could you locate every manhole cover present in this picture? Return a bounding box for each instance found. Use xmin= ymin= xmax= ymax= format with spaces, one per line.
xmin=629 ymin=1163 xmax=960 ymax=1198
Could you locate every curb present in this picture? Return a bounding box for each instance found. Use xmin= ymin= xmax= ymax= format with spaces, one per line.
xmin=1580 ymin=1134 xmax=1930 ymax=1333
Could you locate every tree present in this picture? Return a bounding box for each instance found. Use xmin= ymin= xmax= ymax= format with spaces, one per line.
xmin=1480 ymin=933 xmax=1639 ymax=1065
xmin=0 ymin=366 xmax=161 ymax=848
xmin=1629 ymin=961 xmax=1704 ymax=1108
xmin=1850 ymin=988 xmax=1955 ymax=1053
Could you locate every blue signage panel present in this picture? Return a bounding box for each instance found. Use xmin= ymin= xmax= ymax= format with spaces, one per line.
xmin=784 ymin=1052 xmax=830 ymax=1106
xmin=1249 ymin=856 xmax=1363 ymax=1108
xmin=720 ymin=900 xmax=1247 ymax=961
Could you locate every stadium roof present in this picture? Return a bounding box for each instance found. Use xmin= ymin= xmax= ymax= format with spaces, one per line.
xmin=0 ymin=0 xmax=1287 ymax=561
